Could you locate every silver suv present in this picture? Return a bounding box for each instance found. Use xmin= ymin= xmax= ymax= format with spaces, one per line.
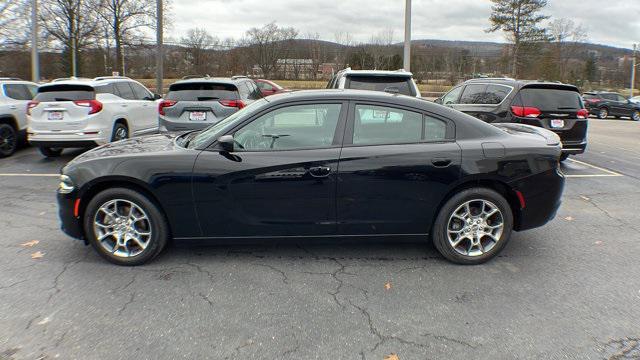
xmin=159 ymin=76 xmax=263 ymax=132
xmin=326 ymin=68 xmax=422 ymax=97
xmin=0 ymin=78 xmax=38 ymax=157
xmin=27 ymin=76 xmax=161 ymax=157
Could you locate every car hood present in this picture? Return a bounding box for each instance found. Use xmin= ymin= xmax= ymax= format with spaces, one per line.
xmin=67 ymin=133 xmax=179 ymax=165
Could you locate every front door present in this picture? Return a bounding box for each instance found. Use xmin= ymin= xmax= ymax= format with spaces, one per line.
xmin=337 ymin=102 xmax=461 ymax=235
xmin=192 ymin=101 xmax=347 ymax=238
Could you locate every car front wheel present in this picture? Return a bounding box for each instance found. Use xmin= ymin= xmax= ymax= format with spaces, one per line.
xmin=83 ymin=188 xmax=169 ymax=266
xmin=632 ymin=110 xmax=640 ymax=122
xmin=432 ymin=188 xmax=513 ymax=265
xmin=597 ymin=107 xmax=609 ymax=119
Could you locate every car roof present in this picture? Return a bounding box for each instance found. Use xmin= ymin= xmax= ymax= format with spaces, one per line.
xmin=464 ymin=78 xmax=580 ymax=91
xmin=0 ymin=79 xmax=38 ymax=85
xmin=338 ymin=68 xmax=414 ymax=77
xmin=38 ymin=77 xmax=141 ymax=89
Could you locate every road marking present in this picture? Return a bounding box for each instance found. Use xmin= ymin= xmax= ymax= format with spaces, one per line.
xmin=0 ymin=173 xmax=59 ymax=177
xmin=564 ymin=158 xmax=623 ymax=178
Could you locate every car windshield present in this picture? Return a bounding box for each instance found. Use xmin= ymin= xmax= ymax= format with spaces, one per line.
xmin=186 ymin=98 xmax=268 ymax=149
xmin=167 ymin=82 xmax=238 ymax=101
xmin=347 ymin=75 xmax=415 ymax=96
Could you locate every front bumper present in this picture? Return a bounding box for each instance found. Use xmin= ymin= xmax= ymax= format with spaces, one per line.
xmin=57 ymin=190 xmax=85 ymax=240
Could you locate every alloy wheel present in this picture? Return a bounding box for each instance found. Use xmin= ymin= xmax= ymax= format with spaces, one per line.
xmin=446 ymin=199 xmax=504 ymax=257
xmin=599 ymin=108 xmax=608 ymax=119
xmin=0 ymin=125 xmax=16 ymax=155
xmin=633 ymin=111 xmax=640 ymax=122
xmin=114 ymin=127 xmax=128 ymax=141
xmin=93 ymin=199 xmax=152 ymax=258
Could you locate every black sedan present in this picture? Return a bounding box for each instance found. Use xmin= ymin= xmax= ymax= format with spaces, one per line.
xmin=57 ymin=90 xmax=565 ymax=266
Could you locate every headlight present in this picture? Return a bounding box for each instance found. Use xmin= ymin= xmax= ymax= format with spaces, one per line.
xmin=58 ymin=175 xmax=75 ymax=194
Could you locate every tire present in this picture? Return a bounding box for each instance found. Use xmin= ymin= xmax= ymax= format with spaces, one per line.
xmin=83 ymin=187 xmax=169 ymax=266
xmin=38 ymin=146 xmax=63 ymax=157
xmin=632 ymin=110 xmax=640 ymax=122
xmin=597 ymin=107 xmax=608 ymax=119
xmin=432 ymin=187 xmax=513 ymax=265
xmin=111 ymin=122 xmax=129 ymax=142
xmin=559 ymin=153 xmax=570 ymax=162
xmin=0 ymin=123 xmax=17 ymax=157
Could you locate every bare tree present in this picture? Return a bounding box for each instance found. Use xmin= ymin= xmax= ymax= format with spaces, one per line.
xmin=181 ymin=27 xmax=219 ymax=75
xmin=98 ymin=0 xmax=156 ymax=75
xmin=0 ymin=0 xmax=29 ymax=46
xmin=40 ymin=0 xmax=102 ymax=75
xmin=244 ymin=22 xmax=298 ymax=78
xmin=549 ymin=18 xmax=587 ymax=81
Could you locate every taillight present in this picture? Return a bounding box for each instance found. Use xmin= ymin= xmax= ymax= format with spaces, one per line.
xmin=219 ymin=99 xmax=245 ymax=109
xmin=511 ymin=106 xmax=541 ymax=118
xmin=577 ymin=109 xmax=589 ymax=119
xmin=585 ymin=98 xmax=601 ymax=103
xmin=26 ymin=101 xmax=39 ymax=115
xmin=74 ymin=99 xmax=103 ymax=114
xmin=158 ymin=100 xmax=177 ymax=115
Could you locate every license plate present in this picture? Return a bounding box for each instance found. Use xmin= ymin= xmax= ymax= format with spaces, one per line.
xmin=48 ymin=111 xmax=63 ymax=120
xmin=189 ymin=111 xmax=206 ymax=121
xmin=550 ymin=119 xmax=565 ymax=128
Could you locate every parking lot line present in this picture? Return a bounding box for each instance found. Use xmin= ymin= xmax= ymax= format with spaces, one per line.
xmin=0 ymin=173 xmax=59 ymax=177
xmin=564 ymin=158 xmax=623 ymax=178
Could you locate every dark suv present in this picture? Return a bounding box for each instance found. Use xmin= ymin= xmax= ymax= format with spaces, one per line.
xmin=583 ymin=91 xmax=640 ymax=121
xmin=158 ymin=76 xmax=263 ymax=132
xmin=437 ymin=78 xmax=589 ymax=160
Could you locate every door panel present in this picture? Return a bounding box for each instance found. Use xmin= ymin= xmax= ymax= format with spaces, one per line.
xmin=192 ymin=149 xmax=339 ymax=237
xmin=337 ymin=142 xmax=462 ymax=235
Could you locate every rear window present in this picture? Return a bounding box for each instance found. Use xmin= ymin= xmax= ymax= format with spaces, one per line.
xmin=35 ymin=85 xmax=95 ymax=102
xmin=167 ymin=82 xmax=238 ymax=101
xmin=346 ymin=75 xmax=416 ymax=96
xmin=582 ymin=93 xmax=598 ymax=100
xmin=515 ymin=87 xmax=582 ymax=111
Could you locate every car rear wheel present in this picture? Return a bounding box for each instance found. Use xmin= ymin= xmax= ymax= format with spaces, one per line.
xmin=38 ymin=146 xmax=63 ymax=157
xmin=597 ymin=107 xmax=609 ymax=119
xmin=432 ymin=188 xmax=513 ymax=265
xmin=83 ymin=188 xmax=169 ymax=266
xmin=111 ymin=123 xmax=129 ymax=142
xmin=632 ymin=110 xmax=640 ymax=122
xmin=0 ymin=123 xmax=17 ymax=157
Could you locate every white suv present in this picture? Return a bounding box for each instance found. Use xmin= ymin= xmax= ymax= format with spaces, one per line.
xmin=0 ymin=78 xmax=38 ymax=157
xmin=27 ymin=76 xmax=161 ymax=157
xmin=326 ymin=68 xmax=422 ymax=97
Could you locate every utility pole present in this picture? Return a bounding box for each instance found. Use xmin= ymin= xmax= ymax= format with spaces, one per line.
xmin=631 ymin=44 xmax=637 ymax=99
xmin=403 ymin=0 xmax=411 ymax=72
xmin=71 ymin=36 xmax=77 ymax=76
xmin=155 ymin=0 xmax=164 ymax=95
xmin=31 ymin=0 xmax=39 ymax=82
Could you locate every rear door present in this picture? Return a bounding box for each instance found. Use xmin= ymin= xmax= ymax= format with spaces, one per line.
xmin=337 ymin=101 xmax=461 ymax=236
xmin=30 ymin=84 xmax=98 ymax=132
xmin=130 ymin=81 xmax=158 ymax=133
xmin=512 ymin=85 xmax=588 ymax=145
xmin=113 ymin=81 xmax=146 ymax=134
xmin=613 ymin=93 xmax=632 ymax=117
xmin=163 ymin=82 xmax=240 ymax=129
xmin=448 ymin=83 xmax=513 ymax=122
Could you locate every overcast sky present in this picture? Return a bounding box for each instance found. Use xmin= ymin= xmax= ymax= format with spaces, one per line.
xmin=168 ymin=0 xmax=639 ymax=49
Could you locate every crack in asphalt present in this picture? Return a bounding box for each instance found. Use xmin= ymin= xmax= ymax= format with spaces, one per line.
xmin=281 ymin=336 xmax=300 ymax=358
xmin=0 ymin=279 xmax=28 ymax=290
xmin=185 ymin=262 xmax=216 ymax=284
xmin=198 ymin=291 xmax=214 ymax=308
xmin=254 ymin=263 xmax=290 ymax=285
xmin=117 ymin=292 xmax=136 ymax=316
xmin=421 ymin=332 xmax=477 ymax=349
xmin=583 ymin=197 xmax=640 ymax=232
xmin=46 ymin=259 xmax=82 ymax=303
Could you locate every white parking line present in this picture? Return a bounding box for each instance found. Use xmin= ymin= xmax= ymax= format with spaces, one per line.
xmin=564 ymin=158 xmax=623 ymax=178
xmin=0 ymin=173 xmax=59 ymax=177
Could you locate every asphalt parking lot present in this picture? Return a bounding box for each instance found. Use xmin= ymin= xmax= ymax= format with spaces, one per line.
xmin=1 ymin=119 xmax=639 ymax=360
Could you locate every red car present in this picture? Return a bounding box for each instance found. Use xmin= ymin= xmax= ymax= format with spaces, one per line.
xmin=255 ymin=79 xmax=290 ymax=97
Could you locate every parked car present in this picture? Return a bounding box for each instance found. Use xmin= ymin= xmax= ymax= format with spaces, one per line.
xmin=57 ymin=89 xmax=564 ymax=266
xmin=0 ymin=78 xmax=38 ymax=157
xmin=437 ymin=78 xmax=589 ymax=161
xmin=27 ymin=76 xmax=161 ymax=157
xmin=255 ymin=79 xmax=290 ymax=97
xmin=630 ymin=96 xmax=640 ymax=104
xmin=326 ymin=68 xmax=422 ymax=97
xmin=582 ymin=91 xmax=640 ymax=121
xmin=158 ymin=76 xmax=263 ymax=132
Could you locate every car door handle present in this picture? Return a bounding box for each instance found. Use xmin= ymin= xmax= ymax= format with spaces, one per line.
xmin=9 ymin=106 xmax=17 ymax=109
xmin=308 ymin=166 xmax=331 ymax=178
xmin=121 ymin=104 xmax=128 ymax=108
xmin=431 ymin=158 xmax=452 ymax=167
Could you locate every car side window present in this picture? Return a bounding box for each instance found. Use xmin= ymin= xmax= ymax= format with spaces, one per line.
xmin=442 ymin=86 xmax=463 ymax=105
xmin=131 ymin=82 xmax=152 ymax=100
xmin=238 ymin=82 xmax=251 ymax=100
xmin=234 ymin=103 xmax=342 ymax=151
xmin=247 ymin=81 xmax=262 ymax=100
xmin=616 ymin=94 xmax=627 ymax=102
xmin=3 ymin=84 xmax=33 ymax=100
xmin=114 ymin=82 xmax=136 ymax=100
xmin=353 ymin=104 xmax=445 ymax=145
xmin=257 ymin=82 xmax=273 ymax=91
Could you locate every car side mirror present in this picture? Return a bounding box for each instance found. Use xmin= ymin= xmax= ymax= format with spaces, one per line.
xmin=153 ymin=93 xmax=162 ymax=100
xmin=434 ymin=98 xmax=443 ymax=104
xmin=217 ymin=135 xmax=234 ymax=152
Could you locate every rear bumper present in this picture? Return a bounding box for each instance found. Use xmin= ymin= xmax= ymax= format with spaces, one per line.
xmin=28 ymin=130 xmax=107 ymax=148
xmin=513 ymin=167 xmax=565 ymax=231
xmin=561 ymin=140 xmax=587 ymax=154
xmin=159 ymin=118 xmax=217 ymax=132
xmin=57 ymin=190 xmax=85 ymax=240
xmin=30 ymin=140 xmax=99 ymax=148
